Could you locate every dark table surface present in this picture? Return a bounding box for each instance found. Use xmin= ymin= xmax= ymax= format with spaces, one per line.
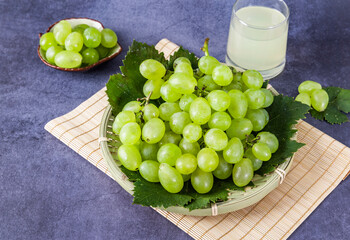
xmin=1 ymin=0 xmax=350 ymax=239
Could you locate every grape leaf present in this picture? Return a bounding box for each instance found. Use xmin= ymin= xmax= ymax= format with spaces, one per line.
xmin=309 ymin=87 xmax=349 ymax=124
xmin=168 ymin=46 xmax=198 ymax=70
xmin=121 ymin=166 xmax=193 ymax=208
xmin=120 ymin=40 xmax=168 ymax=81
xmin=257 ymin=95 xmax=310 ymax=175
xmin=184 ymin=179 xmax=244 ymax=211
xmin=337 ymin=89 xmax=350 ymax=113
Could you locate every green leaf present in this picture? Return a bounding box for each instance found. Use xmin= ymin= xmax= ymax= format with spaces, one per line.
xmin=121 ymin=166 xmax=193 ymax=208
xmin=324 ymin=102 xmax=349 ymax=124
xmin=106 ymin=74 xmax=144 ymax=114
xmin=309 ymin=87 xmax=349 ymax=125
xmin=168 ymin=46 xmax=198 ymax=70
xmin=337 ymin=89 xmax=350 ymax=113
xmin=120 ymin=40 xmax=168 ymax=81
xmin=257 ymin=95 xmax=310 ymax=175
xmin=184 ymin=179 xmax=244 ymax=211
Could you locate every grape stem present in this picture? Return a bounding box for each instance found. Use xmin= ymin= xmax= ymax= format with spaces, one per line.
xmin=137 ymin=91 xmax=153 ymax=106
xmin=244 ymin=135 xmax=261 ymax=150
xmin=200 ymin=38 xmax=210 ymax=56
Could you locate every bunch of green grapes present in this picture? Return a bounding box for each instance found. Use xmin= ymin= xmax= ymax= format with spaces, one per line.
xmin=39 ymin=20 xmax=118 ymax=68
xmin=295 ymin=80 xmax=329 ymax=112
xmin=113 ymin=42 xmax=279 ymax=194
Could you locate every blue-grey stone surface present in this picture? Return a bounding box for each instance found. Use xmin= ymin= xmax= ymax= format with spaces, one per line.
xmin=0 ymin=0 xmax=349 ymax=239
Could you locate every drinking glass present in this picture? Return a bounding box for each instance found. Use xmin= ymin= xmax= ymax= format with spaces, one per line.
xmin=225 ymin=0 xmax=289 ymax=79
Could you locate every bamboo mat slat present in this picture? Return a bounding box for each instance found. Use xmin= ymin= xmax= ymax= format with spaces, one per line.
xmin=44 ymin=39 xmax=350 ymax=240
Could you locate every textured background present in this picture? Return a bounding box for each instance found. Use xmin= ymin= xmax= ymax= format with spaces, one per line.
xmin=1 ymin=0 xmax=349 ymax=239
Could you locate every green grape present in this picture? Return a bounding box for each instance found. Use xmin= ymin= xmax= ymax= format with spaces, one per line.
xmin=222 ymin=80 xmax=243 ymax=92
xmin=142 ymin=118 xmax=165 ymax=144
xmin=119 ymin=122 xmax=141 ymax=145
xmin=198 ymin=55 xmax=220 ymax=75
xmin=118 ymin=144 xmax=142 ymax=171
xmin=183 ymin=123 xmax=202 ymax=143
xmin=139 ymin=160 xmax=160 ymax=182
xmin=311 ymin=89 xmax=329 ymax=112
xmin=213 ymin=153 xmax=233 ymax=179
xmin=96 ymin=45 xmax=110 ymax=59
xmin=72 ymin=24 xmax=89 ymax=35
xmin=133 ymin=139 xmax=142 ymax=151
xmin=182 ymin=174 xmax=191 ymax=182
xmin=245 ymin=109 xmax=268 ymax=132
xmin=295 ymin=92 xmax=311 ymax=106
xmin=179 ymin=94 xmax=197 ymax=112
xmin=226 ymin=118 xmax=253 ymax=140
xmin=143 ymin=104 xmax=159 ymax=121
xmin=227 ymin=89 xmax=248 ymax=119
xmin=140 ymin=142 xmax=159 ymax=161
xmin=158 ymin=131 xmax=182 ymax=147
xmin=168 ymin=73 xmax=197 ymax=94
xmin=191 ymin=168 xmax=214 ymax=194
xmin=81 ymin=48 xmax=99 ymax=65
xmin=123 ymin=101 xmax=142 ymax=113
xmin=232 ymin=158 xmax=254 ymax=187
xmin=223 ymin=137 xmax=244 ymax=164
xmin=157 ymin=143 xmax=182 ymax=166
xmin=173 ymin=57 xmax=191 ymax=69
xmin=174 ymin=62 xmax=193 ymax=76
xmin=207 ymin=90 xmax=231 ymax=111
xmin=159 ymin=102 xmax=181 ymax=121
xmin=46 ymin=46 xmax=63 ymax=64
xmin=242 ymin=70 xmax=264 ymax=89
xmin=101 ymin=28 xmax=117 ymax=48
xmin=139 ymin=59 xmax=166 ymax=79
xmin=298 ymin=80 xmax=322 ymax=94
xmin=158 ymin=163 xmax=184 ymax=193
xmin=262 ymin=109 xmax=269 ymax=124
xmin=222 ymin=72 xmax=243 ymax=92
xmin=197 ymin=148 xmax=219 ymax=172
xmin=179 ymin=139 xmax=200 ymax=156
xmin=244 ymin=89 xmax=266 ymax=109
xmin=54 ymin=50 xmax=82 ymax=68
xmin=244 ymin=148 xmax=263 ymax=171
xmin=65 ymin=32 xmax=84 ymax=52
xmin=160 ymin=81 xmax=182 ymax=102
xmin=252 ymin=142 xmax=271 ymax=161
xmin=212 ymin=65 xmax=234 ymax=86
xmin=257 ymin=132 xmax=279 ymax=153
xmin=204 ymin=128 xmax=228 ymax=151
xmin=189 ymin=97 xmax=211 ymax=125
xmin=83 ymin=27 xmax=101 ymax=48
xmin=175 ymin=153 xmax=197 ymax=175
xmin=164 ymin=121 xmax=171 ymax=131
xmin=53 ymin=20 xmax=72 ymax=45
xmin=261 ymin=89 xmax=274 ymax=108
xmin=143 ymin=78 xmax=164 ymax=99
xmin=40 ymin=32 xmax=57 ymax=51
xmin=112 ymin=110 xmax=136 ymax=134
xmin=169 ymin=112 xmax=192 ymax=134
xmin=208 ymin=111 xmax=231 ymax=131
xmin=197 ymin=75 xmax=220 ymax=91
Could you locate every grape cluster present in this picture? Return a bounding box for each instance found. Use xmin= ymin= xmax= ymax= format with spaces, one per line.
xmin=295 ymin=80 xmax=329 ymax=112
xmin=39 ymin=20 xmax=118 ymax=68
xmin=113 ymin=53 xmax=279 ymax=194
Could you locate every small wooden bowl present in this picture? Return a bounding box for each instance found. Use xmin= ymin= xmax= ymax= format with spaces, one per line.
xmin=37 ymin=18 xmax=122 ymax=71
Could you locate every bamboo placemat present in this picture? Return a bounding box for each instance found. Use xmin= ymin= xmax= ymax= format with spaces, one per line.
xmin=45 ymin=39 xmax=350 ymax=240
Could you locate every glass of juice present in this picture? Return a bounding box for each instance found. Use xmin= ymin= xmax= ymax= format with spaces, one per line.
xmin=225 ymin=0 xmax=289 ymax=79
